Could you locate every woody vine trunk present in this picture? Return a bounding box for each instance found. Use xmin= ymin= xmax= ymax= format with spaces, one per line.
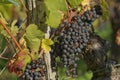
xmin=26 ymin=0 xmax=56 ymax=80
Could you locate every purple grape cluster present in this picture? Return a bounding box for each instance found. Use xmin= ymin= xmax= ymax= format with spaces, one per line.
xmin=19 ymin=58 xmax=47 ymax=80
xmin=50 ymin=5 xmax=103 ymax=77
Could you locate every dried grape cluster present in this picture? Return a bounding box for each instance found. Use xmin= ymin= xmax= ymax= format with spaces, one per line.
xmin=19 ymin=58 xmax=47 ymax=80
xmin=50 ymin=5 xmax=103 ymax=77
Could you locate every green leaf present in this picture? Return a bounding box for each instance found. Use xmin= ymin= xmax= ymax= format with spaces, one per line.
xmin=45 ymin=0 xmax=67 ymax=28
xmin=11 ymin=26 xmax=18 ymax=36
xmin=8 ymin=0 xmax=20 ymax=6
xmin=100 ymin=0 xmax=109 ymax=20
xmin=25 ymin=24 xmax=44 ymax=39
xmin=0 ymin=4 xmax=12 ymax=20
xmin=1 ymin=29 xmax=10 ymax=38
xmin=11 ymin=20 xmax=19 ymax=36
xmin=41 ymin=39 xmax=54 ymax=53
xmin=0 ymin=34 xmax=7 ymax=53
xmin=26 ymin=38 xmax=41 ymax=52
xmin=46 ymin=11 xmax=62 ymax=28
xmin=0 ymin=0 xmax=20 ymax=6
xmin=24 ymin=24 xmax=45 ymax=52
xmin=21 ymin=49 xmax=31 ymax=71
xmin=0 ymin=13 xmax=7 ymax=32
xmin=69 ymin=0 xmax=83 ymax=8
xmin=0 ymin=12 xmax=8 ymax=24
xmin=1 ymin=20 xmax=18 ymax=38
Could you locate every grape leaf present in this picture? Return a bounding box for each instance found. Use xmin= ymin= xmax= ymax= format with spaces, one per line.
xmin=46 ymin=11 xmax=62 ymax=28
xmin=20 ymin=49 xmax=31 ymax=71
xmin=0 ymin=13 xmax=7 ymax=32
xmin=45 ymin=0 xmax=67 ymax=28
xmin=25 ymin=24 xmax=44 ymax=39
xmin=81 ymin=0 xmax=91 ymax=6
xmin=7 ymin=51 xmax=30 ymax=75
xmin=0 ymin=4 xmax=12 ymax=20
xmin=41 ymin=39 xmax=54 ymax=53
xmin=1 ymin=28 xmax=11 ymax=38
xmin=100 ymin=0 xmax=109 ymax=20
xmin=24 ymin=24 xmax=44 ymax=52
xmin=0 ymin=0 xmax=20 ymax=6
xmin=0 ymin=12 xmax=8 ymax=24
xmin=11 ymin=20 xmax=19 ymax=36
xmin=1 ymin=28 xmax=18 ymax=38
xmin=8 ymin=0 xmax=20 ymax=6
xmin=0 ymin=34 xmax=7 ymax=53
xmin=1 ymin=20 xmax=18 ymax=38
xmin=69 ymin=0 xmax=83 ymax=8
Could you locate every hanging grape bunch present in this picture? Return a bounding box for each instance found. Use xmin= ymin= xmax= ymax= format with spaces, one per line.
xmin=50 ymin=5 xmax=103 ymax=77
xmin=19 ymin=58 xmax=47 ymax=80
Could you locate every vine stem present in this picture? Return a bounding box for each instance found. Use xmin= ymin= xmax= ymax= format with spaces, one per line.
xmin=65 ymin=0 xmax=72 ymax=22
xmin=0 ymin=55 xmax=9 ymax=60
xmin=0 ymin=19 xmax=22 ymax=51
xmin=19 ymin=0 xmax=28 ymax=12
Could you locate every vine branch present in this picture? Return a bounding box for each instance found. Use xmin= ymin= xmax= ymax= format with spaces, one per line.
xmin=0 ymin=55 xmax=9 ymax=60
xmin=0 ymin=19 xmax=22 ymax=51
xmin=19 ymin=0 xmax=28 ymax=12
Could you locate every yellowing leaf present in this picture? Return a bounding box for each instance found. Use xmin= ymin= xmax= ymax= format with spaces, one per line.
xmin=42 ymin=44 xmax=51 ymax=53
xmin=19 ymin=37 xmax=26 ymax=48
xmin=82 ymin=0 xmax=91 ymax=6
xmin=42 ymin=39 xmax=54 ymax=53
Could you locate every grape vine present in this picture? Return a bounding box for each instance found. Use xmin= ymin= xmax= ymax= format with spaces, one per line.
xmin=50 ymin=5 xmax=103 ymax=77
xmin=0 ymin=0 xmax=114 ymax=80
xmin=19 ymin=58 xmax=47 ymax=80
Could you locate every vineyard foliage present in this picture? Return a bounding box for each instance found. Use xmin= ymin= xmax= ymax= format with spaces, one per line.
xmin=0 ymin=0 xmax=109 ymax=80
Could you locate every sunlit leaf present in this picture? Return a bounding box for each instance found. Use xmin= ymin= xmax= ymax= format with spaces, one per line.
xmin=69 ymin=0 xmax=83 ymax=8
xmin=45 ymin=0 xmax=67 ymax=28
xmin=11 ymin=26 xmax=18 ymax=36
xmin=0 ymin=12 xmax=8 ymax=24
xmin=11 ymin=20 xmax=19 ymax=36
xmin=1 ymin=29 xmax=10 ymax=38
xmin=41 ymin=39 xmax=54 ymax=53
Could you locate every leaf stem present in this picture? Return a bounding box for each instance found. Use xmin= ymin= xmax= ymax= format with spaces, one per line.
xmin=0 ymin=66 xmax=6 ymax=76
xmin=0 ymin=19 xmax=22 ymax=51
xmin=28 ymin=53 xmax=33 ymax=61
xmin=39 ymin=49 xmax=44 ymax=58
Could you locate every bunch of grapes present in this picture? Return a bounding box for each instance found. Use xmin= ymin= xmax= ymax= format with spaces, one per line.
xmin=50 ymin=5 xmax=103 ymax=77
xmin=19 ymin=58 xmax=47 ymax=80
